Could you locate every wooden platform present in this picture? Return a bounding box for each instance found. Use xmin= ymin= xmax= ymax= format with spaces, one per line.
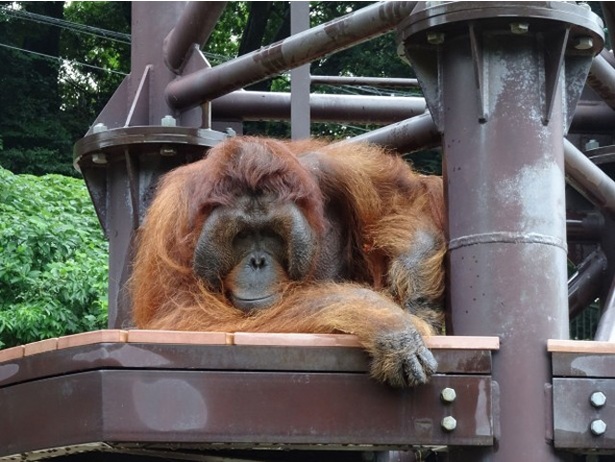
xmin=0 ymin=331 xmax=497 ymax=461
xmin=4 ymin=332 xmax=615 ymax=459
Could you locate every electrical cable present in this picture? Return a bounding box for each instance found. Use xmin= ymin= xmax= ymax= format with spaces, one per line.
xmin=0 ymin=42 xmax=128 ymax=75
xmin=1 ymin=6 xmax=131 ymax=44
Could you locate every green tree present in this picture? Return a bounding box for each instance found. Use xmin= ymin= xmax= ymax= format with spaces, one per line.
xmin=0 ymin=167 xmax=108 ymax=348
xmin=0 ymin=1 xmax=74 ymax=176
xmin=0 ymin=1 xmax=130 ymax=176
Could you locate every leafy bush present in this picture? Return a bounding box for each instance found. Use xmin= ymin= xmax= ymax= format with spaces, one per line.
xmin=0 ymin=167 xmax=108 ymax=348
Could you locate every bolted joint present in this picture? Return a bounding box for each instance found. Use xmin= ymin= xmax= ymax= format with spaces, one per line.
xmin=590 ymin=391 xmax=607 ymax=408
xmin=590 ymin=419 xmax=607 ymax=436
xmin=441 ymin=387 xmax=457 ymax=403
xmin=441 ymin=416 xmax=457 ymax=432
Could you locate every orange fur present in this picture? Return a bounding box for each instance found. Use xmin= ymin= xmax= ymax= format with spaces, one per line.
xmin=130 ymin=137 xmax=446 ymax=386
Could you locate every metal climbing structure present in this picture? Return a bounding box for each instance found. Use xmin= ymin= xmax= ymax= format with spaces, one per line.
xmin=2 ymin=2 xmax=615 ymax=461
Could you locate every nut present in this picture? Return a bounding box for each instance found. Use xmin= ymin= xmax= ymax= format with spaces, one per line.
xmin=590 ymin=391 xmax=607 ymax=408
xmin=574 ymin=37 xmax=594 ymax=50
xmin=590 ymin=419 xmax=607 ymax=436
xmin=441 ymin=387 xmax=457 ymax=403
xmin=92 ymin=123 xmax=108 ymax=134
xmin=585 ymin=139 xmax=600 ymax=151
xmin=441 ymin=416 xmax=457 ymax=432
xmin=161 ymin=115 xmax=177 ymax=127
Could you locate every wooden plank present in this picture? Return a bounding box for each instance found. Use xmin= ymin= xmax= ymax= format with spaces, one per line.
xmin=233 ymin=333 xmax=499 ymax=350
xmin=23 ymin=338 xmax=58 ymax=357
xmin=126 ymin=330 xmax=229 ymax=345
xmin=233 ymin=332 xmax=361 ymax=347
xmin=426 ymin=335 xmax=499 ymax=350
xmin=57 ymin=330 xmax=128 ymax=349
xmin=0 ymin=345 xmax=25 ymax=363
xmin=548 ymin=339 xmax=615 ymax=354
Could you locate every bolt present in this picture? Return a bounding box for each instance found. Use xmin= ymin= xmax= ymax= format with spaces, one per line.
xmin=590 ymin=419 xmax=607 ymax=436
xmin=510 ymin=22 xmax=530 ymax=35
xmin=92 ymin=123 xmax=107 ymax=134
xmin=590 ymin=391 xmax=607 ymax=408
xmin=161 ymin=115 xmax=177 ymax=127
xmin=585 ymin=139 xmax=600 ymax=151
xmin=441 ymin=387 xmax=457 ymax=403
xmin=91 ymin=153 xmax=107 ymax=165
xmin=574 ymin=37 xmax=594 ymax=50
xmin=441 ymin=416 xmax=457 ymax=432
xmin=427 ymin=32 xmax=445 ymax=45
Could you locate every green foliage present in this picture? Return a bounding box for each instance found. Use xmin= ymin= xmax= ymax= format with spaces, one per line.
xmin=60 ymin=2 xmax=130 ymax=132
xmin=0 ymin=167 xmax=108 ymax=348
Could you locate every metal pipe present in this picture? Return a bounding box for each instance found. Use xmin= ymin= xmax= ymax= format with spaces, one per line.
xmin=290 ymin=2 xmax=311 ymax=139
xmin=587 ymin=51 xmax=615 ymax=110
xmin=568 ymin=249 xmax=607 ymax=319
xmin=564 ymin=138 xmax=615 ymax=216
xmin=311 ymin=76 xmax=420 ymax=88
xmin=163 ymin=2 xmax=228 ymax=74
xmin=566 ymin=214 xmax=604 ymax=242
xmin=398 ymin=3 xmax=602 ymax=460
xmin=570 ymin=100 xmax=615 ymax=134
xmin=342 ymin=112 xmax=440 ymax=153
xmin=595 ymin=275 xmax=615 ymax=341
xmin=211 ymin=91 xmax=427 ymax=124
xmin=166 ymin=1 xmax=418 ymax=110
xmin=600 ymin=2 xmax=615 ymax=54
xmin=210 ymin=90 xmax=612 ymax=130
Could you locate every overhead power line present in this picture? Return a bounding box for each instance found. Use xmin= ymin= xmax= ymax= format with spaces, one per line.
xmin=0 ymin=6 xmax=234 ymax=64
xmin=1 ymin=6 xmax=131 ymax=44
xmin=0 ymin=42 xmax=128 ymax=76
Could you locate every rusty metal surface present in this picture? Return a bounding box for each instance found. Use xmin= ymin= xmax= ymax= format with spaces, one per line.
xmin=0 ymin=343 xmax=493 ymax=389
xmin=565 ymin=139 xmax=615 ymax=217
xmin=74 ymin=126 xmax=226 ymax=171
xmin=343 ymin=113 xmax=440 ymax=154
xmin=552 ymin=352 xmax=615 ymax=378
xmin=165 ymin=2 xmax=418 ymax=110
xmin=310 ymin=76 xmax=420 ymax=88
xmin=595 ymin=276 xmax=615 ymax=341
xmin=568 ymin=249 xmax=608 ymax=319
xmin=587 ymin=52 xmax=615 ymax=111
xmin=211 ymin=91 xmax=427 ymax=124
xmin=290 ymin=2 xmax=311 ymax=140
xmin=570 ymin=100 xmax=615 ymax=134
xmin=74 ymin=126 xmax=227 ymax=329
xmin=397 ymin=2 xmax=604 ymax=461
xmin=0 ymin=370 xmax=493 ymax=458
xmin=163 ymin=2 xmax=227 ymax=74
xmin=553 ymin=377 xmax=615 ymax=450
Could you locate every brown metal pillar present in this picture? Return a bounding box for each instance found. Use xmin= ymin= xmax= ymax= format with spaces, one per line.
xmin=74 ymin=2 xmax=228 ymax=328
xmin=398 ymin=2 xmax=603 ymax=461
xmin=290 ymin=1 xmax=311 ymax=139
